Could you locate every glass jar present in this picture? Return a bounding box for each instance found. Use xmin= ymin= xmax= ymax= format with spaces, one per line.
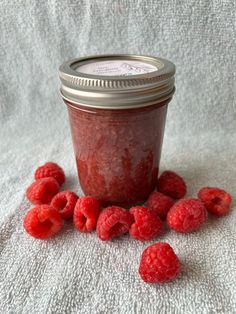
xmin=59 ymin=55 xmax=175 ymax=206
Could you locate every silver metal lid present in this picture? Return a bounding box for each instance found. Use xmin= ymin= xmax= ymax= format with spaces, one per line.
xmin=59 ymin=54 xmax=175 ymax=109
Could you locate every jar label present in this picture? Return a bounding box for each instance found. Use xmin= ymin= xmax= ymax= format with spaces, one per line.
xmin=77 ymin=60 xmax=159 ymax=76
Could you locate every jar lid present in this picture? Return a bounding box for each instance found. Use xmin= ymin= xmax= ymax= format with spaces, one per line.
xmin=59 ymin=54 xmax=175 ymax=109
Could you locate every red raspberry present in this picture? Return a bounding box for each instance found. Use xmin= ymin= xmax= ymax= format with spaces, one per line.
xmin=129 ymin=206 xmax=162 ymax=240
xmin=74 ymin=196 xmax=101 ymax=232
xmin=147 ymin=191 xmax=174 ymax=220
xmin=35 ymin=162 xmax=65 ymax=185
xmin=157 ymin=170 xmax=187 ymax=199
xmin=23 ymin=205 xmax=62 ymax=239
xmin=167 ymin=198 xmax=207 ymax=233
xmin=96 ymin=206 xmax=133 ymax=241
xmin=50 ymin=191 xmax=78 ymax=220
xmin=198 ymin=187 xmax=232 ymax=217
xmin=26 ymin=177 xmax=60 ymax=205
xmin=139 ymin=242 xmax=180 ymax=283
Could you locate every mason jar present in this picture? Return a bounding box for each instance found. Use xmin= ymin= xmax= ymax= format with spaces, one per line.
xmin=59 ymin=55 xmax=175 ymax=206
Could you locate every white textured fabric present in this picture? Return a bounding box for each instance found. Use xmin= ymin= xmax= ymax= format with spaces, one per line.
xmin=0 ymin=1 xmax=236 ymax=313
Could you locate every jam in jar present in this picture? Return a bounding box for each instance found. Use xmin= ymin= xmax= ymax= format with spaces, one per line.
xmin=59 ymin=55 xmax=175 ymax=206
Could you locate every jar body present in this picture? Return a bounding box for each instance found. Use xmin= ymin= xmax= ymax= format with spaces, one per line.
xmin=65 ymin=100 xmax=169 ymax=206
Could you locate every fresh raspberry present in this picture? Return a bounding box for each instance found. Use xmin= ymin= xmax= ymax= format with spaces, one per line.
xmin=74 ymin=196 xmax=101 ymax=232
xmin=35 ymin=162 xmax=65 ymax=185
xmin=167 ymin=198 xmax=207 ymax=233
xmin=147 ymin=191 xmax=174 ymax=220
xmin=157 ymin=170 xmax=187 ymax=199
xmin=198 ymin=187 xmax=232 ymax=217
xmin=139 ymin=242 xmax=180 ymax=283
xmin=50 ymin=191 xmax=78 ymax=220
xmin=26 ymin=177 xmax=60 ymax=205
xmin=129 ymin=206 xmax=162 ymax=240
xmin=23 ymin=205 xmax=62 ymax=239
xmin=96 ymin=206 xmax=133 ymax=241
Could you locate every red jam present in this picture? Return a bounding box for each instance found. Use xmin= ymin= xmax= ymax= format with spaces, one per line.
xmin=59 ymin=55 xmax=176 ymax=206
xmin=65 ymin=99 xmax=169 ymax=206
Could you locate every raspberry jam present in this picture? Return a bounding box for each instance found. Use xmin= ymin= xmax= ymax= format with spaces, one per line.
xmin=59 ymin=55 xmax=175 ymax=206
